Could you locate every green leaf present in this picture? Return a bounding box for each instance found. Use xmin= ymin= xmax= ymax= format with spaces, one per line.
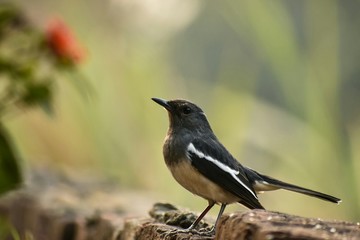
xmin=0 ymin=216 xmax=20 ymax=240
xmin=21 ymin=81 xmax=52 ymax=107
xmin=0 ymin=4 xmax=20 ymax=26
xmin=0 ymin=124 xmax=22 ymax=195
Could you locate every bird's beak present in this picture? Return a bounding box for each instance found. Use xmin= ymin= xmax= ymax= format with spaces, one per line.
xmin=152 ymin=98 xmax=172 ymax=112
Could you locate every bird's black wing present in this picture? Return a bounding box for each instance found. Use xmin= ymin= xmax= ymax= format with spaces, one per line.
xmin=187 ymin=138 xmax=264 ymax=209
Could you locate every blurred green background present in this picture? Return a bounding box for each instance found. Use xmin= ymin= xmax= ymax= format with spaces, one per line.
xmin=6 ymin=0 xmax=360 ymax=221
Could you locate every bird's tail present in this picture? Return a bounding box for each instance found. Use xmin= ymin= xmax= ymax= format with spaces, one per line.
xmin=245 ymin=168 xmax=341 ymax=204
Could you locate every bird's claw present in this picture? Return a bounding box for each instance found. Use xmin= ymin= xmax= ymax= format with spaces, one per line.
xmin=198 ymin=226 xmax=215 ymax=235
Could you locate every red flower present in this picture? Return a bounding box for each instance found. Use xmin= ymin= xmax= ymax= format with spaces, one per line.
xmin=46 ymin=18 xmax=85 ymax=63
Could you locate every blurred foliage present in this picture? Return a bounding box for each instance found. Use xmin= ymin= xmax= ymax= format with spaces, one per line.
xmin=0 ymin=216 xmax=20 ymax=240
xmin=0 ymin=123 xmax=21 ymax=194
xmin=0 ymin=3 xmax=87 ymax=116
xmin=6 ymin=0 xmax=360 ymax=222
xmin=0 ymin=2 xmax=88 ymax=195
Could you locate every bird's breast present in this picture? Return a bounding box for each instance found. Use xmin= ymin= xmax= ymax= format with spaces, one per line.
xmin=168 ymin=158 xmax=239 ymax=204
xmin=163 ymin=131 xmax=189 ymax=166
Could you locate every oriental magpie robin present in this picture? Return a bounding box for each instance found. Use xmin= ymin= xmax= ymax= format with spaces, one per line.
xmin=152 ymin=97 xmax=341 ymax=232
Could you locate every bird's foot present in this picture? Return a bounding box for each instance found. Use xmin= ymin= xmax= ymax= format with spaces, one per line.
xmin=197 ymin=226 xmax=215 ymax=236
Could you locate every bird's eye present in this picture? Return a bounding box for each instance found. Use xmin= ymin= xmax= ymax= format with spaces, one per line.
xmin=182 ymin=106 xmax=192 ymax=114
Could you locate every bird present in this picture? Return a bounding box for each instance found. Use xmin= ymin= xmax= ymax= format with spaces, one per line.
xmin=152 ymin=97 xmax=341 ymax=233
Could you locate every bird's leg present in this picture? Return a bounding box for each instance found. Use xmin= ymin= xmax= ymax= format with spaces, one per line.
xmin=197 ymin=203 xmax=227 ymax=235
xmin=195 ymin=203 xmax=227 ymax=235
xmin=213 ymin=203 xmax=226 ymax=231
xmin=160 ymin=201 xmax=216 ymax=238
xmin=187 ymin=201 xmax=215 ymax=230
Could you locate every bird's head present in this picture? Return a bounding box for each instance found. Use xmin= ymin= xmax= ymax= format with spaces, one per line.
xmin=152 ymin=98 xmax=212 ymax=133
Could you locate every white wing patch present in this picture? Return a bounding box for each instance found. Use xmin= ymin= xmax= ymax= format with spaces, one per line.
xmin=187 ymin=143 xmax=258 ymax=199
xmin=253 ymin=180 xmax=279 ymax=192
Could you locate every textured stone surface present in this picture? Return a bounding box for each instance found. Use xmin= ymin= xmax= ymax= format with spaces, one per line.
xmin=216 ymin=209 xmax=360 ymax=240
xmin=0 ymin=191 xmax=359 ymax=240
xmin=120 ymin=204 xmax=360 ymax=240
